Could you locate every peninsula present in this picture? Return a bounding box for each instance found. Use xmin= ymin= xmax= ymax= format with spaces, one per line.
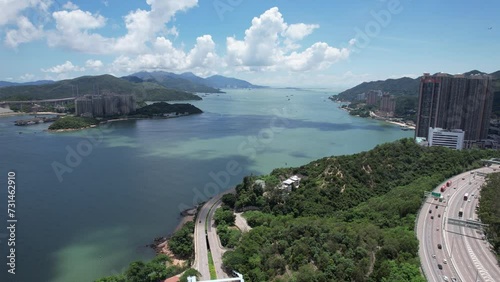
xmin=48 ymin=102 xmax=203 ymax=131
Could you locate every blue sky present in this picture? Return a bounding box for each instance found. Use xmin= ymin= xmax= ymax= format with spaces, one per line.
xmin=0 ymin=0 xmax=499 ymax=89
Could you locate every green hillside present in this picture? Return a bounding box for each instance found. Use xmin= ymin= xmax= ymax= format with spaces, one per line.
xmin=224 ymin=139 xmax=500 ymax=281
xmin=0 ymin=74 xmax=201 ymax=102
xmin=132 ymin=102 xmax=202 ymax=117
xmin=334 ymin=77 xmax=420 ymax=101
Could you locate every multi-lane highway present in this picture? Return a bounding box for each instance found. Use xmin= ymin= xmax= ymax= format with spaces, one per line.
xmin=207 ymin=198 xmax=229 ymax=279
xmin=417 ymin=166 xmax=500 ymax=282
xmin=193 ymin=190 xmax=233 ymax=280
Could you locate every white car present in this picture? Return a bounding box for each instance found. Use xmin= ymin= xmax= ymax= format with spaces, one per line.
xmin=443 ymin=276 xmax=449 ymax=281
xmin=443 ymin=259 xmax=447 ymax=264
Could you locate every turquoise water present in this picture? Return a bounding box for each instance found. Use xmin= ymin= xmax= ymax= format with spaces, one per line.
xmin=0 ymin=88 xmax=412 ymax=281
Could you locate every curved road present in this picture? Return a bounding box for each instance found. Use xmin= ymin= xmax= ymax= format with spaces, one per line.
xmin=193 ymin=189 xmax=234 ymax=280
xmin=417 ymin=167 xmax=500 ymax=282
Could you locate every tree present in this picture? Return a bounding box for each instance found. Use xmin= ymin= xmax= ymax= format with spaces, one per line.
xmin=222 ymin=193 xmax=237 ymax=208
xmin=169 ymin=222 xmax=195 ymax=259
xmin=214 ymin=207 xmax=235 ymax=226
xmin=179 ymin=268 xmax=200 ymax=282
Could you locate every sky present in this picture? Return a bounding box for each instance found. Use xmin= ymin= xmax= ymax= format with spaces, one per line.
xmin=0 ymin=0 xmax=499 ymax=89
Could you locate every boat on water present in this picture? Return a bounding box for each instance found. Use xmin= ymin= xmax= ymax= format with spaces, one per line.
xmin=400 ymin=125 xmax=414 ymax=131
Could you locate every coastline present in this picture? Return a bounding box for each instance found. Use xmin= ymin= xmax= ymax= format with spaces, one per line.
xmin=47 ymin=124 xmax=97 ymax=132
xmin=338 ymin=104 xmax=416 ymax=129
xmin=0 ymin=112 xmax=25 ymax=117
xmin=48 ymin=113 xmax=199 ymax=133
xmin=0 ymin=111 xmax=65 ymax=117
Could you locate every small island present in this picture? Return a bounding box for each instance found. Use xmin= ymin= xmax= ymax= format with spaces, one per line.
xmin=131 ymin=102 xmax=203 ymax=117
xmin=48 ymin=102 xmax=203 ymax=131
xmin=48 ymin=116 xmax=99 ymax=131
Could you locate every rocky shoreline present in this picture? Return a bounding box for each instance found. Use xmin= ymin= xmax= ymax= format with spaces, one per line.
xmin=148 ymin=207 xmax=198 ymax=254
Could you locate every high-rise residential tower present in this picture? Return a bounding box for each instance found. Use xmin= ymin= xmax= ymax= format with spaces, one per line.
xmin=415 ymin=73 xmax=493 ymax=141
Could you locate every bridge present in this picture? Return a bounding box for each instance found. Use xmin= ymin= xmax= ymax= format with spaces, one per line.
xmin=188 ymin=271 xmax=244 ymax=282
xmin=482 ymin=158 xmax=500 ymax=166
xmin=0 ymin=97 xmax=76 ymax=108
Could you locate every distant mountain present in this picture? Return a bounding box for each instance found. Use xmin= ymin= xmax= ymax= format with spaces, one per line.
xmin=490 ymin=71 xmax=500 ymax=80
xmin=204 ymin=75 xmax=265 ymax=89
xmin=0 ymin=80 xmax=54 ymax=88
xmin=130 ymin=71 xmax=223 ymax=93
xmin=0 ymin=75 xmax=201 ymax=102
xmin=129 ymin=71 xmax=264 ymax=93
xmin=179 ymin=72 xmax=210 ymax=86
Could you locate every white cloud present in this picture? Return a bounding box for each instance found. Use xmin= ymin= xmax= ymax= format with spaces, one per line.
xmin=19 ymin=73 xmax=35 ymax=81
xmin=0 ymin=0 xmax=52 ymax=47
xmin=285 ymin=42 xmax=350 ymax=72
xmin=62 ymin=1 xmax=78 ymax=10
xmin=113 ymin=0 xmax=198 ymax=53
xmin=111 ymin=34 xmax=218 ymax=73
xmin=226 ymin=7 xmax=286 ymax=68
xmin=283 ymin=23 xmax=319 ymax=41
xmin=85 ymin=59 xmax=103 ymax=70
xmin=46 ymin=9 xmax=113 ymax=53
xmin=0 ymin=0 xmax=52 ymax=26
xmin=52 ymin=9 xmax=106 ymax=32
xmin=4 ymin=16 xmax=44 ymax=48
xmin=226 ymin=7 xmax=352 ymax=72
xmin=42 ymin=61 xmax=85 ymax=73
xmin=186 ymin=35 xmax=218 ymax=68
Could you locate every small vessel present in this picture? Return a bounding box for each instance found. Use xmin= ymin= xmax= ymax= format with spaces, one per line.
xmin=400 ymin=125 xmax=414 ymax=131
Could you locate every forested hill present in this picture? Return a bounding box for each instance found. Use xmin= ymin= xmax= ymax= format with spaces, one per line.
xmin=0 ymin=74 xmax=201 ymax=102
xmin=335 ymin=77 xmax=420 ymax=101
xmin=223 ymin=139 xmax=500 ymax=281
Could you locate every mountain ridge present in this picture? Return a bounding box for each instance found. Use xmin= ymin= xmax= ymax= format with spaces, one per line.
xmin=0 ymin=74 xmax=201 ymax=101
xmin=334 ymin=70 xmax=500 ymax=101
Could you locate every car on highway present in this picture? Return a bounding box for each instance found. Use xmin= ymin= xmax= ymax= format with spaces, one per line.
xmin=438 ymin=264 xmax=443 ymax=270
xmin=438 ymin=244 xmax=442 ymax=249
xmin=429 ymin=210 xmax=432 ymax=213
xmin=431 ymin=216 xmax=434 ymax=219
xmin=451 ymin=278 xmax=457 ymax=282
xmin=443 ymin=259 xmax=447 ymax=264
xmin=438 ymin=214 xmax=441 ymax=218
xmin=436 ymin=205 xmax=438 ymax=209
xmin=443 ymin=276 xmax=449 ymax=281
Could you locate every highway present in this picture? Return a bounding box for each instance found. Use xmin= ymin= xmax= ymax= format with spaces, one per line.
xmin=193 ymin=189 xmax=233 ymax=280
xmin=417 ymin=166 xmax=500 ymax=282
xmin=207 ymin=198 xmax=229 ymax=279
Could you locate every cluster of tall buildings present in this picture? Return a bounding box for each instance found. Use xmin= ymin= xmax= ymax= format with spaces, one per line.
xmin=364 ymin=90 xmax=396 ymax=117
xmin=75 ymin=94 xmax=136 ymax=117
xmin=415 ymin=72 xmax=494 ymax=149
